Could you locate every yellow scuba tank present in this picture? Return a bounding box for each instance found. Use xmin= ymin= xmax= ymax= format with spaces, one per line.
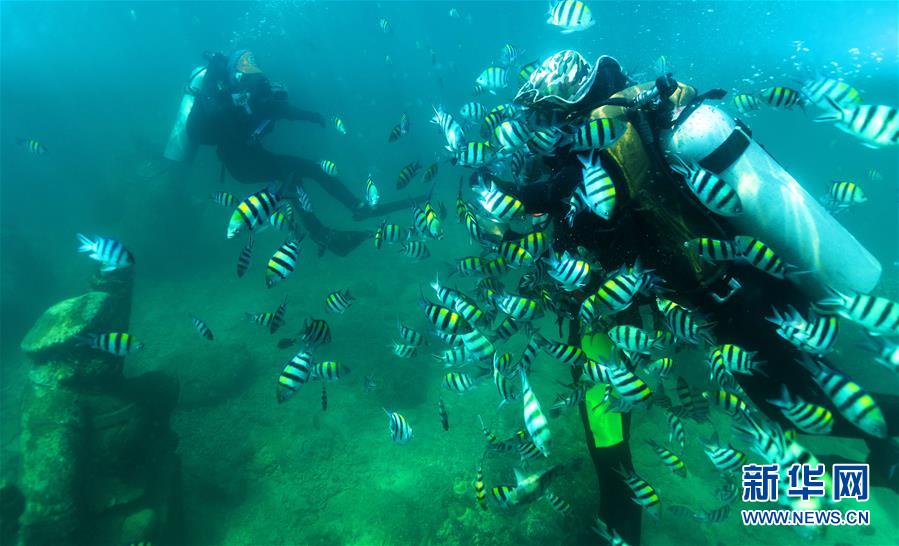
xmin=163 ymin=65 xmax=207 ymax=163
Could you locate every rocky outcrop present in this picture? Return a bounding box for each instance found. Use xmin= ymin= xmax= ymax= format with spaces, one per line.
xmin=16 ymin=269 xmax=182 ymax=546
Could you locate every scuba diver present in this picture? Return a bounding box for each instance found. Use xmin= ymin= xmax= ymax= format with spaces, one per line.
xmin=163 ymin=49 xmax=410 ymax=256
xmin=499 ymin=51 xmax=898 ymax=545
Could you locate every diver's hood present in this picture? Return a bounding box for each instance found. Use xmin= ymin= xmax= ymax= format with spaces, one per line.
xmin=515 ymin=51 xmax=622 ymax=110
xmin=227 ymin=49 xmax=263 ymax=87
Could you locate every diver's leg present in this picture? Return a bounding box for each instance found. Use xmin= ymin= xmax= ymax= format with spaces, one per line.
xmin=271 ymin=154 xmax=362 ymax=210
xmin=295 ymin=210 xmax=372 ymax=258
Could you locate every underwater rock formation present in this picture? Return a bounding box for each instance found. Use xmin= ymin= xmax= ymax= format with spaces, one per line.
xmin=17 ymin=269 xmax=182 ymax=546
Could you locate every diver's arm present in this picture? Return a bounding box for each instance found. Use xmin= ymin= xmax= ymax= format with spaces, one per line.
xmin=275 ymin=102 xmax=326 ymax=126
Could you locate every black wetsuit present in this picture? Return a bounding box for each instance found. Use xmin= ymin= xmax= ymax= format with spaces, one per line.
xmin=506 ymin=89 xmax=898 ymax=546
xmin=185 ymin=54 xmax=411 ymax=255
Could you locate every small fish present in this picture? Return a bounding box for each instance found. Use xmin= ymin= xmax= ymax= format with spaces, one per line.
xmin=767 ymin=384 xmax=833 ymax=435
xmin=547 ymin=0 xmax=595 ymax=33
xmin=703 ymin=389 xmax=750 ymax=418
xmin=76 ymin=234 xmax=135 ymax=272
xmin=190 ymin=315 xmax=214 ymax=341
xmin=78 ymin=332 xmax=143 ymax=356
xmin=734 ymin=236 xmax=788 ymax=279
xmin=608 ymin=325 xmax=657 ymax=355
xmin=396 ymin=160 xmax=422 ymax=189
xmin=797 ymin=356 xmax=886 ymax=438
xmin=802 ymin=76 xmax=861 ymax=111
xmin=332 ymin=116 xmax=347 ymax=134
xmin=760 ymin=86 xmax=805 ymax=109
xmin=645 ymin=439 xmax=687 ymax=477
xmin=321 ymin=383 xmax=328 ymax=411
xmin=431 ymin=106 xmax=466 ymax=152
xmin=521 ymin=370 xmax=551 ymax=456
xmin=647 ymin=357 xmax=673 ymax=378
xmin=270 ymin=295 xmax=288 ymax=334
xmin=476 ymin=182 xmax=524 ymax=222
xmin=455 ymin=141 xmax=495 ymax=167
xmin=421 ymin=299 xmax=471 ymax=335
xmin=17 ymin=138 xmax=47 ymax=155
xmin=576 ymin=153 xmax=616 ymax=220
xmin=684 ymin=237 xmax=738 ymax=263
xmin=475 ymin=465 xmax=488 ymax=510
xmin=500 ymin=43 xmax=523 ymax=66
xmin=236 ymin=235 xmax=254 ymax=277
xmin=265 ymin=238 xmax=301 ymax=288
xmin=592 ymin=518 xmax=628 ymax=546
xmin=494 ymin=120 xmax=532 ymax=152
xmin=825 ymin=180 xmax=867 ymax=210
xmin=545 ymin=250 xmax=590 ymax=291
xmin=210 ymin=191 xmax=235 ymax=208
xmin=475 ymin=66 xmax=508 ymax=94
xmin=670 ymin=160 xmax=742 ymax=216
xmin=312 ymin=360 xmax=350 ymax=381
xmin=277 ymin=350 xmax=313 ymax=403
xmin=438 ymin=398 xmax=449 ymax=430
xmin=302 ymin=318 xmax=332 ymax=347
xmin=378 ymin=17 xmax=391 ymax=33
xmin=694 ymin=504 xmax=731 ymax=523
xmin=401 ymin=241 xmax=430 ymax=259
xmin=614 ymin=466 xmax=661 ymax=517
xmin=701 ymin=433 xmax=747 ymax=472
xmin=732 ymin=94 xmax=761 ymax=114
xmin=227 ymin=189 xmax=280 ymax=239
xmin=572 ymin=118 xmax=624 ymax=152
xmin=666 ymin=411 xmax=686 ymax=449
xmin=385 ymin=409 xmax=413 ymax=444
xmin=268 ymin=210 xmax=291 ymax=232
xmin=320 ymin=160 xmax=339 ymax=177
xmin=245 ymin=311 xmax=275 ymax=327
xmin=325 ymin=289 xmax=354 ymax=314
xmin=392 ymin=342 xmax=418 ymax=358
xmin=518 ymin=60 xmax=539 ymax=85
xmin=823 ymin=288 xmax=899 ymax=336
xmin=711 ymin=344 xmax=764 ymax=376
xmin=422 ymin=162 xmax=439 ymax=184
xmin=544 ymin=492 xmax=572 ymax=515
xmin=459 ymin=101 xmax=487 ymax=123
xmin=496 ymin=293 xmax=542 ymax=321
xmin=295 ymin=186 xmax=313 ymax=212
xmin=365 ymin=174 xmax=380 ymax=207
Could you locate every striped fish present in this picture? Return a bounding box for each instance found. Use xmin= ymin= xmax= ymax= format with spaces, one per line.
xmin=734 ymin=236 xmax=787 ymax=279
xmin=826 ymin=180 xmax=867 ymax=210
xmin=190 ymin=315 xmax=214 ymax=341
xmin=694 ymin=505 xmax=731 ymax=523
xmin=444 ymin=371 xmax=478 ymax=393
xmin=670 ymin=160 xmax=742 ymax=216
xmin=732 ymin=94 xmax=761 ymax=114
xmin=302 ymin=318 xmax=331 ymax=347
xmin=803 ymin=76 xmax=861 ymax=111
xmin=268 ymin=210 xmax=291 ymax=232
xmin=684 ymin=237 xmax=737 ymax=263
xmin=460 ymin=328 xmax=496 ymax=361
xmin=392 ymin=342 xmax=417 ymax=358
xmin=545 ymin=492 xmax=572 ymax=515
xmin=210 ymin=191 xmax=235 ymax=208
xmin=518 ymin=60 xmax=539 ymax=85
xmin=497 ymin=241 xmax=535 ymax=268
xmin=270 ymin=295 xmax=288 ymax=334
xmin=431 ymin=106 xmax=465 ymax=152
xmin=760 ymin=86 xmax=805 ymax=109
xmin=78 ymin=332 xmax=143 ymax=356
xmin=517 ymin=231 xmax=549 ymax=259
xmin=17 ymin=138 xmax=47 ymax=155
xmin=378 ymin=17 xmax=391 ymax=33
xmin=277 ymin=351 xmax=313 ymax=403
xmin=421 ymin=300 xmax=471 ymax=334
xmin=76 ymin=234 xmax=135 ymax=272
xmin=702 ymin=433 xmax=747 ymax=472
xmin=606 ymin=363 xmax=653 ymax=409
xmin=592 ymin=518 xmax=628 ymax=546
xmin=433 ymin=346 xmax=467 ymax=366
xmin=453 ymin=296 xmax=487 ymax=326
xmin=576 ymin=153 xmax=616 ymax=220
xmin=646 ymin=439 xmax=687 ymax=477
xmin=712 ymin=344 xmax=763 ymax=376
xmin=590 ymin=261 xmax=651 ymax=315
xmin=494 ymin=316 xmax=520 ymax=341
xmin=245 ymin=311 xmax=274 ymax=327
xmin=647 ymin=357 xmax=673 ymax=378
xmin=496 ymin=293 xmax=542 ymax=321
xmin=666 ymin=411 xmax=686 ymax=449
xmin=499 ymin=43 xmax=523 ymax=66
xmin=521 ymin=370 xmax=551 ymax=456
xmin=824 ymin=289 xmax=899 ymax=336
xmin=365 ymin=175 xmax=380 ymax=207
xmin=227 ymin=189 xmax=280 ymax=239
xmin=489 ymin=485 xmax=518 ymax=507
xmin=459 ymin=101 xmax=487 ymax=123
xmin=295 ymin=186 xmax=313 ymax=212
xmin=814 ymin=102 xmax=899 ymax=148
xmin=385 ymin=409 xmax=413 ymax=444
xmin=319 ymin=160 xmax=339 ymax=177
xmin=860 ymin=334 xmax=899 ymax=374
xmin=379 ymin=223 xmax=403 ymax=244
xmin=396 ymin=161 xmax=422 ymax=189
xmin=484 ymin=257 xmax=510 ymax=277
xmin=703 ymin=389 xmax=750 ymax=418
xmin=660 ymin=302 xmax=713 ymax=345
xmin=545 ymin=250 xmax=590 ymax=291
xmin=706 ymin=349 xmax=737 ymax=389
xmin=236 ymin=235 xmax=254 ymax=277
xmin=401 ymin=241 xmax=430 ymax=259
xmin=422 ymin=162 xmax=440 ymax=184
xmin=475 ymin=466 xmax=488 ymax=510
xmin=477 ymin=182 xmax=524 ymax=221
xmin=798 ymin=357 xmax=886 ymax=438
xmin=608 ymin=325 xmax=657 ymax=355
xmin=495 ymin=120 xmax=531 ymax=152
xmin=546 ymin=0 xmax=595 ymax=33
xmin=265 ymin=239 xmax=301 ymax=288
xmin=455 ymin=141 xmax=495 ymax=167
xmin=519 ymin=335 xmax=541 ymax=373
xmin=312 ymin=360 xmax=350 ymax=381
xmin=538 ymin=337 xmax=587 ymax=367
xmin=475 ymin=66 xmax=508 ymax=94
xmin=325 ymin=289 xmax=354 ymax=314
xmin=397 ymin=321 xmax=424 ymax=346
xmin=437 ymin=398 xmax=449 ymax=431
xmin=572 ymin=118 xmax=624 ymax=151
xmin=615 ymin=466 xmax=661 ymax=517
xmin=494 ymin=367 xmax=516 ymax=404
xmin=332 ymin=116 xmax=346 ymax=134
xmin=767 ymin=384 xmax=833 ymax=435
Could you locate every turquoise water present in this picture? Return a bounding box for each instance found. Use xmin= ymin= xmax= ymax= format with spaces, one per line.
xmin=1 ymin=2 xmax=897 ymax=545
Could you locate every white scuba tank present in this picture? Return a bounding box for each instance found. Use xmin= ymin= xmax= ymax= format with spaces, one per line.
xmin=163 ymin=65 xmax=207 ymax=162
xmin=662 ymin=104 xmax=882 ymax=295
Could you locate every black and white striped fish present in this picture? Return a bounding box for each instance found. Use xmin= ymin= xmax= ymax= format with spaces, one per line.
xmin=460 ymin=101 xmax=487 ymax=123
xmin=401 ymin=241 xmax=430 ymax=259
xmin=802 ymin=76 xmax=861 ymax=111
xmin=475 ymin=66 xmax=508 ymax=94
xmin=296 ymin=186 xmax=313 ymax=212
xmin=277 ymin=350 xmax=313 ymax=403
xmin=546 ymin=0 xmax=595 ymax=33
xmin=76 ymin=234 xmax=135 ymax=272
xmin=684 ymin=237 xmax=737 ymax=263
xmin=767 ymin=384 xmax=833 ymax=435
xmin=572 ymin=118 xmax=624 ymax=151
xmin=319 ymin=159 xmax=339 ymax=177
xmin=270 ymin=295 xmax=288 ymax=334
xmin=396 ymin=160 xmax=422 ymax=189
xmin=444 ymin=371 xmax=478 ymax=393
xmin=325 ymin=289 xmax=354 ymax=314
xmin=431 ymin=106 xmax=465 ymax=152
xmin=521 ymin=370 xmax=551 ymax=456
xmin=701 ymin=433 xmax=747 ymax=472
xmin=265 ymin=239 xmax=301 ymax=288
xmin=494 ymin=120 xmax=531 ymax=152
xmin=760 ymin=86 xmax=805 ymax=109
xmin=670 ymin=160 xmax=742 ymax=216
xmin=16 ymin=137 xmax=47 ymax=155
xmin=544 ymin=492 xmax=572 ymax=515
xmin=496 ymin=293 xmax=542 ymax=321
xmin=227 ymin=188 xmax=280 ymax=239
xmin=814 ymin=102 xmax=898 ymax=149
xmin=385 ymin=409 xmax=413 ymax=444
xmin=576 ymin=153 xmax=616 ymax=220
xmin=190 ymin=315 xmax=214 ymax=341
xmin=823 ymin=289 xmax=898 ymax=336
xmin=476 ymin=182 xmax=524 ymax=222
xmin=645 ymin=439 xmax=687 ymax=477
xmin=210 ymin=191 xmax=235 ymax=208
xmin=301 ymin=318 xmax=331 ymax=347
xmin=545 ymin=250 xmax=591 ymax=291
xmin=312 ymin=360 xmax=350 ymax=381
xmin=734 ymin=236 xmax=788 ymax=279
xmin=608 ymin=325 xmax=657 ymax=355
xmin=614 ymin=466 xmax=661 ymax=517
xmin=438 ymin=398 xmax=449 ymax=431
xmin=797 ymin=356 xmax=886 ymax=438
xmin=78 ymin=332 xmax=143 ymax=356
xmin=460 ymin=328 xmax=495 ymax=361
xmin=666 ymin=411 xmax=686 ymax=449
xmin=392 ymin=342 xmax=418 ymax=358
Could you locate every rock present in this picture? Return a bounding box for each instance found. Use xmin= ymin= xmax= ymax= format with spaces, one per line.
xmin=120 ymin=508 xmax=157 ymax=544
xmin=20 ymin=292 xmax=111 ymax=361
xmin=0 ymin=481 xmax=25 ymax=545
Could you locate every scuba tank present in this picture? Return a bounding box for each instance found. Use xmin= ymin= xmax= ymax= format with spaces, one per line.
xmin=163 ymin=65 xmax=207 ymax=162
xmin=662 ymin=104 xmax=881 ymax=296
